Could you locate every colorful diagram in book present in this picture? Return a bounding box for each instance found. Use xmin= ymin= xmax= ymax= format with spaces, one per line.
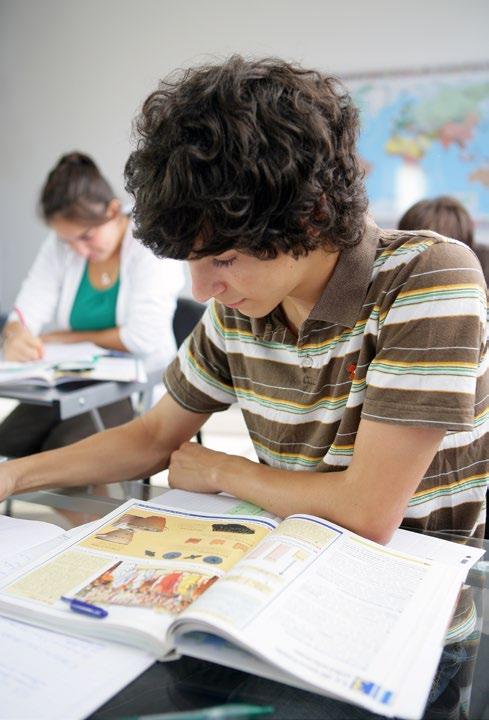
xmin=4 ymin=505 xmax=271 ymax=616
xmin=80 ymin=509 xmax=268 ymax=571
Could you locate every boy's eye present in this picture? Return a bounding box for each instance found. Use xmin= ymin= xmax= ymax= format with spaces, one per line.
xmin=212 ymin=256 xmax=236 ymax=268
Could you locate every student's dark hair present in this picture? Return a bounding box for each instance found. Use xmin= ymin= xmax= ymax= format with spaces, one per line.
xmin=40 ymin=152 xmax=115 ymax=225
xmin=398 ymin=196 xmax=474 ymax=249
xmin=125 ymin=55 xmax=368 ymax=260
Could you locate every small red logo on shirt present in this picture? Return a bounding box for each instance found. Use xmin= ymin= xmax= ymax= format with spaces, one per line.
xmin=347 ymin=363 xmax=357 ymax=381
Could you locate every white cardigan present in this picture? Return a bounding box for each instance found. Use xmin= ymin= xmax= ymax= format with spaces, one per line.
xmin=11 ymin=223 xmax=185 ymax=373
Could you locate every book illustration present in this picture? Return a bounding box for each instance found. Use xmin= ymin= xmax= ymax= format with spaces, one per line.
xmin=233 ymin=542 xmax=250 ymax=552
xmin=114 ymin=514 xmax=167 ymax=532
xmin=94 ymin=515 xmax=167 ymax=546
xmin=225 ymin=500 xmax=267 ymax=516
xmin=80 ymin=508 xmax=269 ymax=572
xmin=246 ymin=539 xmax=312 ymax=568
xmin=352 ymin=677 xmax=392 ymax=705
xmin=211 ymin=523 xmax=255 ymax=534
xmin=74 ymin=561 xmax=219 ymax=615
xmin=95 ymin=529 xmax=135 ymax=545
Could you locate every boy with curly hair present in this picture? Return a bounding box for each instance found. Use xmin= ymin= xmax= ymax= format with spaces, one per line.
xmin=1 ymin=56 xmax=487 ymax=550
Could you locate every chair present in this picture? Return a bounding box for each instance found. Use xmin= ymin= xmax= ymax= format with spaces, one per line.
xmin=173 ymin=297 xmax=206 ymax=349
xmin=172 ymin=297 xmax=206 ymax=445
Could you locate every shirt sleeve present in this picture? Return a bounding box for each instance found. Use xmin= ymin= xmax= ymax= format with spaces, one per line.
xmin=9 ymin=233 xmax=65 ymax=334
xmin=164 ymin=301 xmax=237 ymax=413
xmin=361 ymin=240 xmax=488 ymax=431
xmin=118 ymin=242 xmax=184 ymax=366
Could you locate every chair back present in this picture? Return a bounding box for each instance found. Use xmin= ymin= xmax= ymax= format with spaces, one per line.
xmin=173 ymin=298 xmax=206 ymax=348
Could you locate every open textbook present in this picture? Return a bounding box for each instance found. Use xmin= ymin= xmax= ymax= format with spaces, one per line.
xmin=0 ymin=342 xmax=146 ymax=386
xmin=0 ymin=516 xmax=153 ymax=720
xmin=0 ymin=493 xmax=483 ymax=720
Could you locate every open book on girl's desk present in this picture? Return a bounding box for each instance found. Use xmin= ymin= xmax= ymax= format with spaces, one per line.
xmin=0 ymin=491 xmax=483 ymax=720
xmin=0 ymin=342 xmax=146 ymax=386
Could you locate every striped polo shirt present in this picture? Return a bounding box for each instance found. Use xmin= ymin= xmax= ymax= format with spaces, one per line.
xmin=165 ymin=220 xmax=489 ymax=540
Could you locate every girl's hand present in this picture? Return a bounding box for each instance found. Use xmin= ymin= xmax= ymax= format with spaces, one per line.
xmin=3 ymin=325 xmax=44 ymax=361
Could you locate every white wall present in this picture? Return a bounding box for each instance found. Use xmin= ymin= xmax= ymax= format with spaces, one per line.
xmin=1 ymin=0 xmax=488 ymax=307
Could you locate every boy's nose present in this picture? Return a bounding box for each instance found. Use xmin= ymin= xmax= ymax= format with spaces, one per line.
xmin=190 ymin=267 xmax=226 ymax=303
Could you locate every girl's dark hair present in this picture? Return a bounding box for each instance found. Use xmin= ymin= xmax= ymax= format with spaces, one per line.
xmin=398 ymin=196 xmax=474 ymax=249
xmin=125 ymin=55 xmax=368 ymax=260
xmin=40 ymin=152 xmax=115 ymax=224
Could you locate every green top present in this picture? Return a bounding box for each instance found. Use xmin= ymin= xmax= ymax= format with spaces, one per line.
xmin=69 ymin=263 xmax=120 ymax=331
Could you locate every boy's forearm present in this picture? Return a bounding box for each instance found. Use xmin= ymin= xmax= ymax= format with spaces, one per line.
xmin=215 ymin=457 xmax=400 ymax=544
xmin=5 ymin=416 xmax=169 ymax=496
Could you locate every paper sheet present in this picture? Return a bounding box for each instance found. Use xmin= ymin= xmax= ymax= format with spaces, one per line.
xmin=0 ymin=615 xmax=153 ymax=720
xmin=0 ymin=515 xmax=64 ymax=560
xmin=42 ymin=342 xmax=109 ymax=363
xmin=0 ymin=519 xmax=154 ymax=720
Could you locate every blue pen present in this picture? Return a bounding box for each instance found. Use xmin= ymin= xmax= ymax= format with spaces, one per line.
xmin=60 ymin=595 xmax=108 ymax=619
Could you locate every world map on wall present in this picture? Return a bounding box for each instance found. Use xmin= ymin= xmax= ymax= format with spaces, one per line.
xmin=345 ymin=66 xmax=489 ymax=224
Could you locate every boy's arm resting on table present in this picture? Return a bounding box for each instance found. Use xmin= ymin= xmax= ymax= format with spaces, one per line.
xmin=168 ymin=418 xmax=445 ymax=544
xmin=40 ymin=327 xmax=128 ymax=353
xmin=0 ymin=393 xmax=209 ymax=502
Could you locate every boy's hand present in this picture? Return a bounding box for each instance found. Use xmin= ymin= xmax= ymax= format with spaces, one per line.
xmin=168 ymin=441 xmax=240 ymax=494
xmin=3 ymin=326 xmax=44 ymax=362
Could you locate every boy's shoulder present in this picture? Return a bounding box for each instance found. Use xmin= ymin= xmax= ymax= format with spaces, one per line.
xmin=375 ymin=227 xmax=482 ymax=274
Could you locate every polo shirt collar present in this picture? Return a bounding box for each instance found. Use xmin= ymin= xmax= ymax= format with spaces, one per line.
xmin=250 ymin=218 xmax=381 ymax=337
xmin=309 ymin=218 xmax=380 ymax=328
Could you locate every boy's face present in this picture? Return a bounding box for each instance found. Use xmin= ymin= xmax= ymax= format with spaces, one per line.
xmin=188 ymin=247 xmax=334 ymax=319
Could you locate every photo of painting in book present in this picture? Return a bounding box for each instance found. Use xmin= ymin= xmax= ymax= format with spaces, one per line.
xmin=75 ymin=560 xmax=219 ymax=614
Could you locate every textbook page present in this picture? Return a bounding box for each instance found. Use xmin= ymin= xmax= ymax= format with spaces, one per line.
xmin=158 ymin=491 xmax=484 ymax=571
xmin=0 ymin=546 xmax=154 ymax=720
xmin=0 ymin=499 xmax=277 ymax=657
xmin=0 ymin=616 xmax=153 ymax=720
xmin=172 ymin=514 xmax=468 ymax=719
xmin=386 ymin=527 xmax=484 ymax=575
xmin=0 ymin=515 xmax=64 ymax=561
xmin=152 ymin=488 xmax=281 ymax=521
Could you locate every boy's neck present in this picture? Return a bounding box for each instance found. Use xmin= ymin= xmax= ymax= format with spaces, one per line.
xmin=280 ymin=247 xmax=340 ymax=335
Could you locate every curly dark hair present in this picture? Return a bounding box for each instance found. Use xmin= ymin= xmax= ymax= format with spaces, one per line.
xmin=125 ymin=55 xmax=367 ymax=260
